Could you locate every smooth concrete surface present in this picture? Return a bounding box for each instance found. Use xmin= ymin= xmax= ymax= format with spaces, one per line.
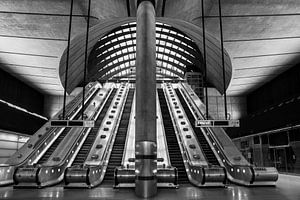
xmin=164 ymin=0 xmax=300 ymax=96
xmin=59 ymin=17 xmax=233 ymax=95
xmin=135 ymin=1 xmax=157 ymax=197
xmin=0 ymin=174 xmax=299 ymax=199
xmin=0 ymin=0 xmax=93 ymax=95
xmin=135 ymin=1 xmax=156 ymax=143
xmin=1 ymin=0 xmax=300 ymax=96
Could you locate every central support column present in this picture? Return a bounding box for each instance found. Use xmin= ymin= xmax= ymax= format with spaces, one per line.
xmin=135 ymin=0 xmax=157 ymax=198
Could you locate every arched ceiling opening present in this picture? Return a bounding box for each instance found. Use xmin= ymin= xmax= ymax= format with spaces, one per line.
xmin=1 ymin=1 xmax=299 ymax=96
xmin=59 ymin=17 xmax=232 ymax=94
xmin=87 ymin=22 xmax=203 ymax=82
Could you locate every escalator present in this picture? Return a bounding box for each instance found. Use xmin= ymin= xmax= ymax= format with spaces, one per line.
xmin=175 ymin=89 xmax=219 ymax=166
xmin=157 ymin=89 xmax=189 ymax=184
xmin=71 ymin=88 xmax=118 ymax=166
xmin=102 ymin=89 xmax=135 ymax=185
xmin=36 ymin=89 xmax=100 ymax=165
xmin=37 ymin=128 xmax=71 ymax=164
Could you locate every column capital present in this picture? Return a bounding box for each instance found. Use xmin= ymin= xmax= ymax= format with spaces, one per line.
xmin=137 ymin=0 xmax=156 ymax=8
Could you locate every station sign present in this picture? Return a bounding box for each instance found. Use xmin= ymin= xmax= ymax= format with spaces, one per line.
xmin=195 ymin=120 xmax=240 ymax=127
xmin=50 ymin=120 xmax=95 ymax=127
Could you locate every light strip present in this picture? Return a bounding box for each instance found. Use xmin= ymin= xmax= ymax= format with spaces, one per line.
xmin=0 ymin=99 xmax=48 ymax=120
xmin=232 ymin=124 xmax=300 ymax=140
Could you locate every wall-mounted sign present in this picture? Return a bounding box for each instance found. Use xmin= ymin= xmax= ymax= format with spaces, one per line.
xmin=195 ymin=120 xmax=240 ymax=127
xmin=50 ymin=120 xmax=95 ymax=127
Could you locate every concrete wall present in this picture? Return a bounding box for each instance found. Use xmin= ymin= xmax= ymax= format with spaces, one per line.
xmin=164 ymin=0 xmax=213 ymax=26
xmin=0 ymin=130 xmax=29 ymax=163
xmin=43 ymin=87 xmax=83 ymax=119
xmin=0 ymin=63 xmax=44 ymax=115
xmin=77 ymin=0 xmax=128 ymax=20
xmin=204 ymin=88 xmax=247 ymax=120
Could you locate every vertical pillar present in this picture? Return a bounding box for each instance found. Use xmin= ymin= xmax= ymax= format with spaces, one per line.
xmin=135 ymin=0 xmax=157 ymax=198
xmin=259 ymin=135 xmax=264 ymax=166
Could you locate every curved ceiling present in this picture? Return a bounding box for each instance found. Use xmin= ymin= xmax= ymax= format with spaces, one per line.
xmin=1 ymin=1 xmax=297 ymax=96
xmin=87 ymin=22 xmax=203 ymax=82
xmin=59 ymin=17 xmax=232 ymax=94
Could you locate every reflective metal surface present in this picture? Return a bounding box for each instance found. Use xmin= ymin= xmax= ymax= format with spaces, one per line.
xmin=179 ymin=83 xmax=278 ymax=186
xmin=135 ymin=141 xmax=157 ymax=198
xmin=117 ymin=90 xmax=177 ymax=189
xmin=163 ymin=83 xmax=226 ymax=186
xmin=64 ymin=167 xmax=89 ymax=184
xmin=13 ymin=84 xmax=112 ymax=188
xmin=122 ymin=93 xmax=171 ymax=169
xmin=0 ymin=82 xmax=101 ymax=186
xmin=163 ymin=83 xmax=208 ymax=166
xmin=0 ymin=175 xmax=299 ymax=200
xmin=64 ymin=83 xmax=130 ymax=188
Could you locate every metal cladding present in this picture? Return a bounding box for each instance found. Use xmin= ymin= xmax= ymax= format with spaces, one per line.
xmin=13 ymin=167 xmax=39 ymax=185
xmin=135 ymin=0 xmax=157 ymax=197
xmin=137 ymin=0 xmax=156 ymax=7
xmin=64 ymin=168 xmax=89 ymax=185
xmin=0 ymin=82 xmax=279 ymax=193
xmin=135 ymin=141 xmax=157 ymax=197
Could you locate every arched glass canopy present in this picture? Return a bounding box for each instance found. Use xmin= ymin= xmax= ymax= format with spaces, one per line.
xmin=88 ymin=22 xmax=203 ymax=82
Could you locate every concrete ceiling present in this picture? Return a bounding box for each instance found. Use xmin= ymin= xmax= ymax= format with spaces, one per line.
xmin=0 ymin=0 xmax=299 ymax=96
xmin=0 ymin=0 xmax=98 ymax=95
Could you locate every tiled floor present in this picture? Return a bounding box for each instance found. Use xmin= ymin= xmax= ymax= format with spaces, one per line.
xmin=0 ymin=174 xmax=299 ymax=199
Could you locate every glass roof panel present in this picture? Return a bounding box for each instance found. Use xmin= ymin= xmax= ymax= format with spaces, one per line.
xmin=91 ymin=22 xmax=201 ymax=80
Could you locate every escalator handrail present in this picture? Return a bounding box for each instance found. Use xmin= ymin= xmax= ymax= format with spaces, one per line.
xmin=179 ymin=83 xmax=251 ymax=167
xmin=121 ymin=91 xmax=136 ymax=168
xmin=70 ymin=87 xmax=116 ymax=167
xmin=12 ymin=86 xmax=111 ymax=187
xmin=32 ymin=85 xmax=104 ymax=166
xmin=83 ymin=85 xmax=127 ymax=166
xmin=176 ymin=85 xmax=225 ymax=167
xmin=39 ymin=87 xmax=113 ymax=167
xmin=177 ymin=83 xmax=266 ymax=185
xmin=53 ymin=82 xmax=100 ymax=119
xmin=161 ymin=85 xmax=194 ymax=167
xmin=97 ymin=84 xmax=130 ymax=167
xmin=156 ymin=91 xmax=172 ymax=166
xmin=33 ymin=84 xmax=100 ymax=149
xmin=5 ymin=82 xmax=100 ymax=167
xmin=178 ymin=83 xmax=227 ymax=153
xmin=161 ymin=85 xmax=207 ymax=186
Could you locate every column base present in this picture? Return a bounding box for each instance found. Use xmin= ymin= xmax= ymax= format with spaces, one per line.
xmin=135 ymin=178 xmax=157 ymax=198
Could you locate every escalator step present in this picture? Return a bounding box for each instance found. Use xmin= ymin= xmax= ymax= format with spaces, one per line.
xmin=175 ymin=89 xmax=220 ymax=166
xmin=157 ymin=89 xmax=188 ymax=184
xmin=37 ymin=88 xmax=101 ymax=165
xmin=72 ymin=89 xmax=118 ymax=166
xmin=102 ymin=89 xmax=135 ymax=185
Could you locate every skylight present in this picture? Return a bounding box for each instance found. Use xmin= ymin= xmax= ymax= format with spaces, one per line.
xmin=88 ymin=22 xmax=201 ymax=81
